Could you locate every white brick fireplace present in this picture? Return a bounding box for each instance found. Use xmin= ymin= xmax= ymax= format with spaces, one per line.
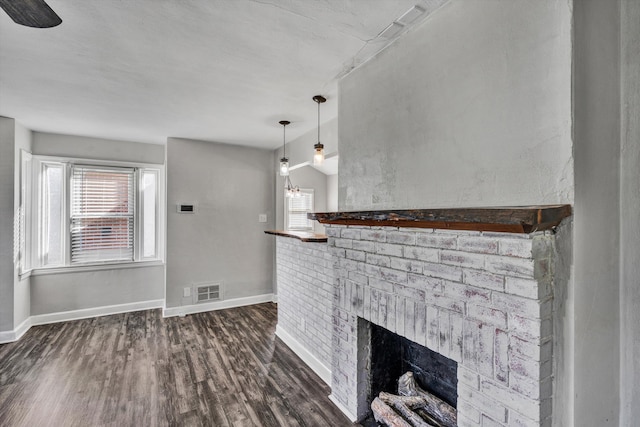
xmin=325 ymin=224 xmax=558 ymax=427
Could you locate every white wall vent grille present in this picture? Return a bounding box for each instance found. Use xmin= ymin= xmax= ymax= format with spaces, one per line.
xmin=195 ymin=282 xmax=222 ymax=303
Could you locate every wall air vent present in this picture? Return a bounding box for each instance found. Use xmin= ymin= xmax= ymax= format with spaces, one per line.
xmin=195 ymin=282 xmax=222 ymax=303
xmin=177 ymin=203 xmax=196 ymax=214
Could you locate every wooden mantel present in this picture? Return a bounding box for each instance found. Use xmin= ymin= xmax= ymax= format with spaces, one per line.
xmin=308 ymin=205 xmax=572 ymax=234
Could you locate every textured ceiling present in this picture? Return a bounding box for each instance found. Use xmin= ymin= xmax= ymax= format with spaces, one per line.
xmin=0 ymin=0 xmax=447 ymax=148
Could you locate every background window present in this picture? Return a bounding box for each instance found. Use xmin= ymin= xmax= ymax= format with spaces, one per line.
xmin=286 ymin=189 xmax=314 ymax=231
xmin=70 ymin=166 xmax=135 ymax=264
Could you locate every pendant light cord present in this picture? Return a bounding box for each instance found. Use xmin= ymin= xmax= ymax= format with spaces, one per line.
xmin=279 ymin=120 xmax=290 ymax=158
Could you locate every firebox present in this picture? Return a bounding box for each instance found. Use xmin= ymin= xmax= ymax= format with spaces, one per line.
xmin=369 ymin=321 xmax=457 ymax=407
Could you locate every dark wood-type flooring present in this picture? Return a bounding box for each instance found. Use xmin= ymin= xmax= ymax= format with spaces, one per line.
xmin=0 ymin=303 xmax=355 ymax=427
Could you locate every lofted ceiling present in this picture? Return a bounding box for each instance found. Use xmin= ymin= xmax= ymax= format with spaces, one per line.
xmin=0 ymin=0 xmax=447 ymax=149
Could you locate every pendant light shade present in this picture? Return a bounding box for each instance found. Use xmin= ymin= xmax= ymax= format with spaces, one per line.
xmin=278 ymin=120 xmax=300 ymax=197
xmin=279 ymin=120 xmax=290 ymax=176
xmin=312 ymin=95 xmax=326 ymax=165
xmin=280 ymin=159 xmax=289 ymax=176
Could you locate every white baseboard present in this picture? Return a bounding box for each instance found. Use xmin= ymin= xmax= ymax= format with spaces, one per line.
xmin=14 ymin=317 xmax=32 ymax=341
xmin=30 ymin=299 xmax=165 ymax=326
xmin=275 ymin=324 xmax=332 ymax=387
xmin=0 ymin=299 xmax=164 ymax=344
xmin=0 ymin=330 xmax=14 ymax=344
xmin=0 ymin=317 xmax=31 ymax=344
xmin=163 ymin=293 xmax=274 ymax=318
xmin=272 ymin=294 xmax=278 ymax=303
xmin=328 ymin=394 xmax=358 ymax=423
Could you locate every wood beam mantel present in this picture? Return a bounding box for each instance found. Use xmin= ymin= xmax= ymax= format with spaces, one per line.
xmin=308 ymin=205 xmax=572 ymax=234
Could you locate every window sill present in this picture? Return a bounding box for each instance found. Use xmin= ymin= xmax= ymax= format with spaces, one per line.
xmin=28 ymin=260 xmax=164 ymax=277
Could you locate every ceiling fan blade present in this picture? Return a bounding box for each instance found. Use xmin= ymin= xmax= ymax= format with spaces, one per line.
xmin=0 ymin=0 xmax=62 ymax=28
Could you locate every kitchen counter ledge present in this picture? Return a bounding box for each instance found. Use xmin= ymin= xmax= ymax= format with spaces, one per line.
xmin=264 ymin=230 xmax=328 ymax=242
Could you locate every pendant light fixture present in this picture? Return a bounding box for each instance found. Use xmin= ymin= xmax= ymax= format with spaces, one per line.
xmin=279 ymin=120 xmax=290 ymax=176
xmin=279 ymin=120 xmax=300 ymax=197
xmin=312 ymin=95 xmax=326 ymax=165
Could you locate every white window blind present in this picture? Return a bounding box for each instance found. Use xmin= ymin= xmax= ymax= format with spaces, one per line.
xmin=287 ymin=190 xmax=314 ymax=230
xmin=70 ymin=166 xmax=135 ymax=264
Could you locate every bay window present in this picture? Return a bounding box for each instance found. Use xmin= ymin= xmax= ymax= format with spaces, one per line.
xmin=21 ymin=153 xmax=164 ymax=275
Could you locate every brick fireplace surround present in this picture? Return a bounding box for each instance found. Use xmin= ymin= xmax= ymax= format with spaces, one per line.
xmin=270 ymin=206 xmax=571 ymax=427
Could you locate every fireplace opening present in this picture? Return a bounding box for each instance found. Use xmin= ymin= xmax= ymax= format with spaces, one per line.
xmin=369 ymin=322 xmax=458 ymax=407
xmin=361 ymin=322 xmax=458 ymax=426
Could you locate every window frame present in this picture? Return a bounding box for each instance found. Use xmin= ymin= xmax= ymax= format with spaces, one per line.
xmin=21 ymin=154 xmax=165 ymax=277
xmin=284 ymin=188 xmax=315 ymax=231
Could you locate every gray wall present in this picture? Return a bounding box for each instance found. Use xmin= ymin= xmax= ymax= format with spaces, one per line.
xmin=166 ymin=137 xmax=274 ymax=308
xmin=338 ymin=0 xmax=573 ymax=210
xmin=573 ymin=1 xmax=621 ymax=425
xmin=335 ymin=0 xmax=580 ymax=424
xmin=274 ymin=118 xmax=338 ymax=232
xmin=0 ymin=117 xmax=16 ymax=331
xmin=620 ymin=0 xmax=640 ymax=423
xmin=276 ymin=165 xmax=328 ymax=234
xmin=29 ymin=132 xmax=165 ymax=316
xmin=275 ymin=118 xmax=338 ymax=170
xmin=334 ymin=0 xmax=640 ymax=425
xmin=30 ymin=266 xmax=164 ymax=315
xmin=13 ymin=122 xmax=31 ymax=327
xmin=327 ymin=174 xmax=338 ymax=212
xmin=0 ymin=117 xmax=32 ymax=333
xmin=33 ymin=132 xmax=165 ymax=164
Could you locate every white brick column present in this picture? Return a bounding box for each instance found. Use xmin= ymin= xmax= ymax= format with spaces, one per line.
xmin=275 ymin=236 xmax=334 ymax=383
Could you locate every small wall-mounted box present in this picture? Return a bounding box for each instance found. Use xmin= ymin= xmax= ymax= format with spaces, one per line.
xmin=177 ymin=203 xmax=196 ymax=214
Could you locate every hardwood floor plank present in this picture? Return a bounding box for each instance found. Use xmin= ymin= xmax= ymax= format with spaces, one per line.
xmin=0 ymin=303 xmax=355 ymax=427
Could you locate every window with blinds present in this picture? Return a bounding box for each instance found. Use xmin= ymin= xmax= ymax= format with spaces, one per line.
xmin=286 ymin=189 xmax=314 ymax=231
xmin=70 ymin=166 xmax=135 ymax=264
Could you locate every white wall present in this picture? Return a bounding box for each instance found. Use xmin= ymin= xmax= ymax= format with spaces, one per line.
xmin=620 ymin=0 xmax=640 ymax=423
xmin=166 ymin=137 xmax=274 ymax=308
xmin=338 ymin=0 xmax=573 ymax=211
xmin=29 ymin=132 xmax=166 ymax=316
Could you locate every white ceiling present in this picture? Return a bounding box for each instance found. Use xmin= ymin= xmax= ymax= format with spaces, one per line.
xmin=0 ymin=0 xmax=447 ymax=149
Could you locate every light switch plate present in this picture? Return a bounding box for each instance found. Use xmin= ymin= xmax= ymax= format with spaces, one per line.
xmin=259 ymin=214 xmax=267 ymax=223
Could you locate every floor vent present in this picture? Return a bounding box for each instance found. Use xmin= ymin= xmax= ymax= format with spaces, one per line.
xmin=196 ymin=283 xmax=222 ymax=303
